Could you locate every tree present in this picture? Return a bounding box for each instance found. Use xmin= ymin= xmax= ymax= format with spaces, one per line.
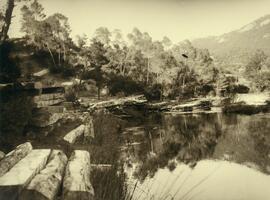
xmin=94 ymin=27 xmax=111 ymax=45
xmin=127 ymin=28 xmax=155 ymax=84
xmin=245 ymin=50 xmax=270 ymax=91
xmin=88 ymin=39 xmax=109 ymax=99
xmin=0 ymin=0 xmax=33 ymax=44
xmin=21 ymin=2 xmax=72 ymax=70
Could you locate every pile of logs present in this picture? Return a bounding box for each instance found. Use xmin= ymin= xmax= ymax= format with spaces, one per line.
xmin=0 ymin=142 xmax=95 ymax=200
xmin=86 ymin=95 xmax=147 ymax=111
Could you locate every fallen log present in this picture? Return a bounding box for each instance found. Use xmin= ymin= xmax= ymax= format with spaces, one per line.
xmin=84 ymin=116 xmax=95 ymax=139
xmin=0 ymin=149 xmax=51 ymax=200
xmin=63 ymin=124 xmax=85 ymax=144
xmin=62 ymin=150 xmax=94 ymax=200
xmin=87 ymin=95 xmax=147 ymax=110
xmin=0 ymin=151 xmax=5 ymax=161
xmin=20 ymin=150 xmax=67 ymax=200
xmin=0 ymin=142 xmax=32 ymax=177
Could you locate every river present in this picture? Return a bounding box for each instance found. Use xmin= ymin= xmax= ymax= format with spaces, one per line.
xmin=119 ymin=112 xmax=270 ymax=200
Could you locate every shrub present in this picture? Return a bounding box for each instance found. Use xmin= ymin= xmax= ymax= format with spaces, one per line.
xmin=107 ymin=75 xmax=144 ymax=96
xmin=0 ymin=41 xmax=21 ymax=83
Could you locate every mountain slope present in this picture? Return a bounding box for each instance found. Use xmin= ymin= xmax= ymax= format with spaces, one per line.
xmin=192 ymin=14 xmax=270 ymax=64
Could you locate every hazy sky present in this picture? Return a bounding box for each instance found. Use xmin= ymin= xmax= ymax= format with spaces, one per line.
xmin=9 ymin=0 xmax=270 ymax=42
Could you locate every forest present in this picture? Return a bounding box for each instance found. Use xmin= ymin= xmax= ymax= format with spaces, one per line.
xmin=1 ymin=0 xmax=269 ymax=102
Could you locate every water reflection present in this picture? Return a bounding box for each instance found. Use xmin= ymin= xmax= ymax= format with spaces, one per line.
xmin=120 ymin=112 xmax=270 ymax=198
xmin=128 ymin=160 xmax=270 ymax=200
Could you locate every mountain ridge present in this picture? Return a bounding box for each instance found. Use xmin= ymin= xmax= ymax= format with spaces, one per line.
xmin=192 ymin=14 xmax=270 ymax=64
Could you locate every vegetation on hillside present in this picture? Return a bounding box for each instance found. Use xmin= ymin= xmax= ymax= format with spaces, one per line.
xmin=1 ymin=0 xmax=269 ymax=98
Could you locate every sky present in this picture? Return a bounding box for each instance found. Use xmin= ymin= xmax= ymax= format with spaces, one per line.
xmin=9 ymin=0 xmax=270 ymax=43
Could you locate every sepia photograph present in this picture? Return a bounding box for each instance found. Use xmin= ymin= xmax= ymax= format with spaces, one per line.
xmin=0 ymin=0 xmax=270 ymax=199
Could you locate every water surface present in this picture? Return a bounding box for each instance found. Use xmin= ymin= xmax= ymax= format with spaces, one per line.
xmin=120 ymin=112 xmax=270 ymax=199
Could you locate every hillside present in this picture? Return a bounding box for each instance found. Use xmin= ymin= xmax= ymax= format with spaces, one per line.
xmin=192 ymin=14 xmax=270 ymax=64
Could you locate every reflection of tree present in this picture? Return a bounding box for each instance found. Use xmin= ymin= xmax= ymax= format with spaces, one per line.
xmin=133 ymin=113 xmax=222 ymax=181
xmin=213 ymin=114 xmax=270 ymax=174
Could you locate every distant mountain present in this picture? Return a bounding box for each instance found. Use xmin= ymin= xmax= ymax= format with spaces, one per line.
xmin=192 ymin=14 xmax=270 ymax=64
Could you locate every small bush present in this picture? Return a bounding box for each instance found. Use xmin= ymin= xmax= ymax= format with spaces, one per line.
xmin=65 ymin=87 xmax=77 ymax=102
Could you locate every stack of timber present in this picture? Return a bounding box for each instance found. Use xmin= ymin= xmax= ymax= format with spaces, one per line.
xmin=0 ymin=143 xmax=95 ymax=200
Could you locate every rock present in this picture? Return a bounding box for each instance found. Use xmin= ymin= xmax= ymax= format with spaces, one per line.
xmin=0 ymin=151 xmax=5 ymax=161
xmin=63 ymin=124 xmax=85 ymax=144
xmin=20 ymin=150 xmax=67 ymax=200
xmin=62 ymin=150 xmax=94 ymax=200
xmin=0 ymin=142 xmax=32 ymax=177
xmin=0 ymin=149 xmax=51 ymax=200
xmin=30 ymin=111 xmax=64 ymax=128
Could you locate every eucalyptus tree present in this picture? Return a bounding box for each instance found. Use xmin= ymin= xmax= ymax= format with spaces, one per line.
xmin=88 ymin=38 xmax=109 ymax=99
xmin=0 ymin=0 xmax=31 ymax=44
xmin=21 ymin=1 xmax=72 ymax=68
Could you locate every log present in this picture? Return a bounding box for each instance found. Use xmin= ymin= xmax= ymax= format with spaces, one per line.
xmin=84 ymin=116 xmax=95 ymax=139
xmin=0 ymin=151 xmax=5 ymax=161
xmin=0 ymin=149 xmax=51 ymax=200
xmin=63 ymin=124 xmax=85 ymax=144
xmin=88 ymin=95 xmax=147 ymax=110
xmin=20 ymin=150 xmax=68 ymax=200
xmin=62 ymin=150 xmax=94 ymax=200
xmin=0 ymin=142 xmax=32 ymax=177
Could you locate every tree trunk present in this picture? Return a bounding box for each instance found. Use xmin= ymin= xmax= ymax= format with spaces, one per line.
xmin=0 ymin=0 xmax=15 ymax=44
xmin=97 ymin=86 xmax=101 ymax=100
xmin=58 ymin=48 xmax=61 ymax=66
xmin=63 ymin=43 xmax=66 ymax=61
xmin=146 ymin=57 xmax=150 ymax=84
xmin=46 ymin=45 xmax=56 ymax=67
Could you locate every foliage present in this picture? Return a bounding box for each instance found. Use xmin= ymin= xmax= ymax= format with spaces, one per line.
xmin=245 ymin=50 xmax=270 ymax=92
xmin=0 ymin=41 xmax=21 ymax=83
xmin=0 ymin=92 xmax=33 ymax=150
xmin=107 ymin=75 xmax=144 ymax=96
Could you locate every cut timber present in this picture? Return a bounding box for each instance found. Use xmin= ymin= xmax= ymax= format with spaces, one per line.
xmin=34 ymin=93 xmax=64 ymax=102
xmin=63 ymin=124 xmax=85 ymax=144
xmin=20 ymin=150 xmax=67 ymax=200
xmin=88 ymin=95 xmax=147 ymax=110
xmin=0 ymin=151 xmax=5 ymax=161
xmin=62 ymin=150 xmax=94 ymax=200
xmin=90 ymin=164 xmax=112 ymax=171
xmin=33 ymin=69 xmax=49 ymax=77
xmin=0 ymin=142 xmax=32 ymax=177
xmin=0 ymin=149 xmax=51 ymax=200
xmin=84 ymin=116 xmax=95 ymax=139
